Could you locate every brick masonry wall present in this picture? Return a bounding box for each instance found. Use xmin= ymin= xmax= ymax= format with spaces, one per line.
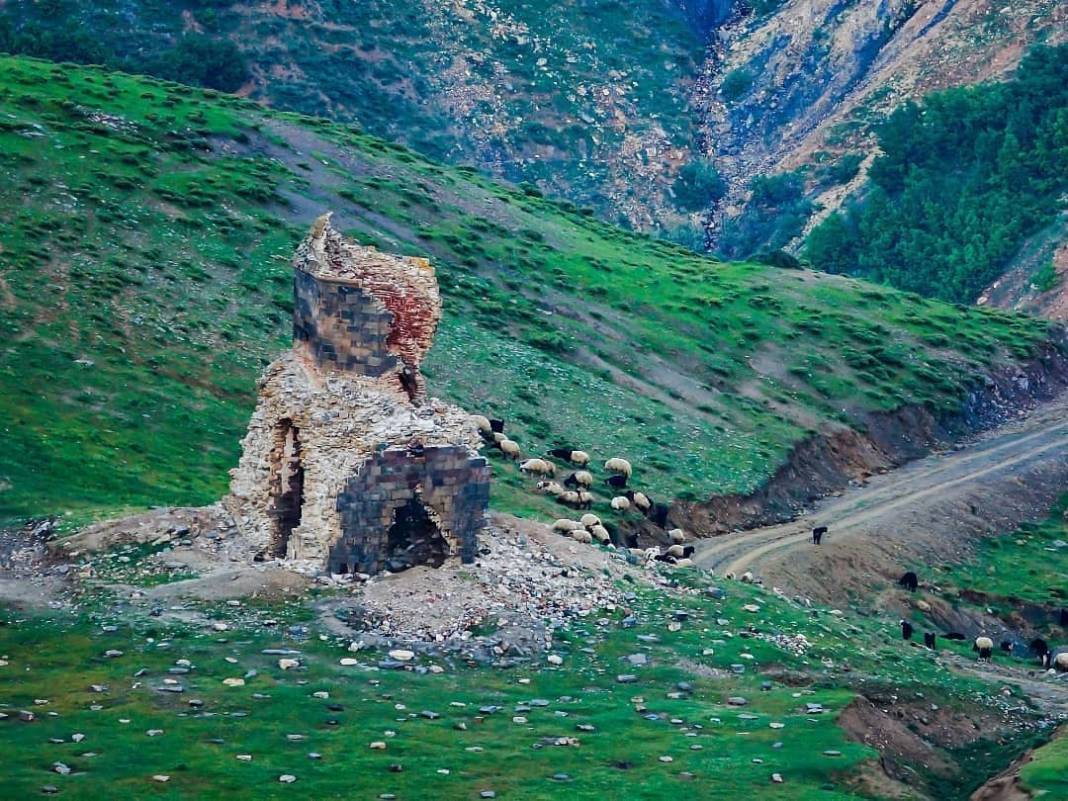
xmin=293 ymin=268 xmax=400 ymax=377
xmin=330 ymin=444 xmax=491 ymax=575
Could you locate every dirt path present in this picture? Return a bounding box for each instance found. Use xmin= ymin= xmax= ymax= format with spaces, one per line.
xmin=694 ymin=393 xmax=1068 ymax=601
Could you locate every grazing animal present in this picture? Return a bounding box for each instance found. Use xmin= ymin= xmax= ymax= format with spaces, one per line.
xmin=625 ymin=490 xmax=652 ymax=513
xmin=492 ymin=431 xmax=507 ymax=444
xmin=740 ymin=571 xmax=754 ymax=583
xmin=668 ymin=528 xmax=686 ymax=544
xmin=536 ymin=480 xmax=566 ymax=496
xmin=1054 ymin=652 xmax=1068 ymax=673
xmin=490 ymin=419 xmax=505 ymax=434
xmin=570 ymin=528 xmax=593 ymax=544
xmin=564 ymin=471 xmax=593 ymax=489
xmin=604 ymin=458 xmax=632 ymax=479
xmin=589 ymin=524 xmax=610 ymax=543
xmin=471 ymin=415 xmax=493 ymax=436
xmin=1060 ymin=608 xmax=1068 ymax=627
xmin=812 ymin=526 xmax=827 ymax=545
xmin=547 ymin=448 xmax=591 ymax=466
xmin=610 ymin=496 xmax=630 ymax=511
xmin=944 ymin=632 xmax=966 ymax=641
xmin=974 ymin=636 xmax=994 ymax=661
xmin=923 ymin=632 xmax=937 ymax=650
xmin=557 ymin=491 xmax=581 ymax=508
xmin=605 ymin=473 xmax=628 ymax=489
xmin=499 ymin=439 xmax=520 ymax=459
xmin=900 ymin=620 xmax=914 ymax=641
xmin=576 ymin=491 xmax=594 ymax=510
xmin=999 ymin=640 xmax=1014 ymax=654
xmin=552 ymin=519 xmax=582 ymax=533
xmin=898 ymin=571 xmax=919 ymax=592
xmin=650 ymin=504 xmax=670 ymax=529
xmin=519 ymin=458 xmax=555 ymax=477
xmin=1031 ymin=638 xmax=1051 ymax=662
xmin=580 ymin=513 xmax=601 ymax=528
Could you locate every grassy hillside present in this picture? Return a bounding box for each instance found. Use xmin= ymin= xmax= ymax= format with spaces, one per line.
xmin=805 ymin=45 xmax=1068 ymax=304
xmin=0 ymin=569 xmax=1051 ymax=799
xmin=0 ymin=55 xmax=1056 ymax=526
xmin=0 ymin=0 xmax=705 ymax=226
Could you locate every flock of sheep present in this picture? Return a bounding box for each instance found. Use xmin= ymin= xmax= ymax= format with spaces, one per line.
xmin=470 ymin=414 xmax=690 ymax=563
xmin=897 ymin=571 xmax=1068 ymax=671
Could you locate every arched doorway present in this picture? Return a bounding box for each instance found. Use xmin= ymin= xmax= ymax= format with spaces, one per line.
xmin=384 ymin=495 xmax=447 ymax=571
xmin=268 ymin=419 xmax=304 ymax=558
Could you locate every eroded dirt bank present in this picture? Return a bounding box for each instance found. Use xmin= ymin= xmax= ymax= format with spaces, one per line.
xmin=681 ymin=338 xmax=1068 ymax=538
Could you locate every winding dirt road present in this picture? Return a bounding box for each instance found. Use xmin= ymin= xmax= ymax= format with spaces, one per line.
xmin=694 ymin=393 xmax=1068 ymax=594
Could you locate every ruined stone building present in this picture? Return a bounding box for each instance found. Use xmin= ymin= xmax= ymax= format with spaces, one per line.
xmin=226 ymin=214 xmax=490 ymax=575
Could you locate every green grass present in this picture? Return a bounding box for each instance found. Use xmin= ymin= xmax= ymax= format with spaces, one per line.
xmin=1020 ymin=731 xmax=1068 ymax=798
xmin=0 ymin=55 xmax=1056 ymax=527
xmin=0 ymin=566 xmax=1040 ymax=800
xmin=934 ymin=496 xmax=1068 ymax=614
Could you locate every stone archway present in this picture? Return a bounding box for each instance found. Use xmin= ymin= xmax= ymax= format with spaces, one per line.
xmin=384 ymin=494 xmax=448 ymax=571
xmin=329 ymin=444 xmax=490 ymax=576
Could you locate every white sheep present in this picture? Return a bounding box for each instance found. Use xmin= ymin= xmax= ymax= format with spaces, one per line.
xmin=565 ymin=470 xmax=593 ymax=489
xmin=580 ymin=513 xmax=601 ymax=528
xmin=1054 ymin=652 xmax=1068 ymax=673
xmin=570 ymin=528 xmax=593 ymax=544
xmin=604 ymin=458 xmax=632 ymax=479
xmin=492 ymin=431 xmax=507 ymax=444
xmin=471 ymin=415 xmax=492 ymax=436
xmin=589 ymin=524 xmax=610 ymax=543
xmin=570 ymin=450 xmax=590 ymax=467
xmin=499 ymin=439 xmax=520 ymax=459
xmin=629 ymin=491 xmax=651 ymax=512
xmin=536 ymin=480 xmax=566 ymax=496
xmin=674 ymin=558 xmax=694 ymax=568
xmin=577 ymin=491 xmax=594 ymax=509
xmin=668 ymin=528 xmax=686 ymax=544
xmin=611 ymin=496 xmax=630 ymax=512
xmin=666 ymin=544 xmax=686 ymax=559
xmin=740 ymin=571 xmax=754 ymax=583
xmin=974 ymin=636 xmax=994 ymax=661
xmin=558 ymin=490 xmax=581 ymax=507
xmin=552 ymin=519 xmax=582 ymax=533
xmin=520 ymin=458 xmax=555 ymax=476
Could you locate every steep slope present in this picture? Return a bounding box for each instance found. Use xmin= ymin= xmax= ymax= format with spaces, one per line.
xmin=699 ymin=0 xmax=1066 ymax=255
xmin=0 ymin=56 xmax=1059 ymax=528
xmin=0 ymin=0 xmax=706 ymax=227
xmin=803 ymin=45 xmax=1068 ymax=304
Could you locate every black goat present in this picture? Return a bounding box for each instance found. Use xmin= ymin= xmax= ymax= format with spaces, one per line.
xmin=547 ymin=447 xmax=577 ymax=460
xmin=1031 ymin=638 xmax=1050 ymax=662
xmin=900 ymin=619 xmax=913 ymax=641
xmin=923 ymin=632 xmax=936 ymax=650
xmin=812 ymin=526 xmax=827 ymax=545
xmin=649 ymin=503 xmax=670 ymax=529
xmin=605 ymin=474 xmax=628 ymax=489
xmin=898 ymin=571 xmax=918 ymax=592
xmin=490 ymin=418 xmax=505 ymax=434
xmin=999 ymin=640 xmax=1014 ymax=654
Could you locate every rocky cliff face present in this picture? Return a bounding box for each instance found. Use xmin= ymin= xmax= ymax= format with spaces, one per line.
xmin=697 ymin=0 xmax=1066 ymax=248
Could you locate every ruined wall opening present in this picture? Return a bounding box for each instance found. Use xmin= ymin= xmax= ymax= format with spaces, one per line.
xmin=385 ymin=495 xmax=447 ymax=572
xmin=268 ymin=419 xmax=304 ymax=558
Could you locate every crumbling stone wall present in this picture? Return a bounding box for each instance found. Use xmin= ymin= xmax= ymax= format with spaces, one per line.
xmin=331 ymin=444 xmax=490 ymax=575
xmin=293 ymin=213 xmax=441 ymax=401
xmin=226 ymin=215 xmax=489 ymax=574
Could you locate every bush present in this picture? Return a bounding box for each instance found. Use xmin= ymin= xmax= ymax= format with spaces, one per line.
xmin=151 ymin=36 xmax=249 ymax=93
xmin=671 ymin=159 xmax=726 ymax=212
xmin=720 ymin=68 xmax=753 ymax=102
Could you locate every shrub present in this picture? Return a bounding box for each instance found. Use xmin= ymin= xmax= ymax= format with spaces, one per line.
xmin=671 ymin=159 xmax=726 ymax=212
